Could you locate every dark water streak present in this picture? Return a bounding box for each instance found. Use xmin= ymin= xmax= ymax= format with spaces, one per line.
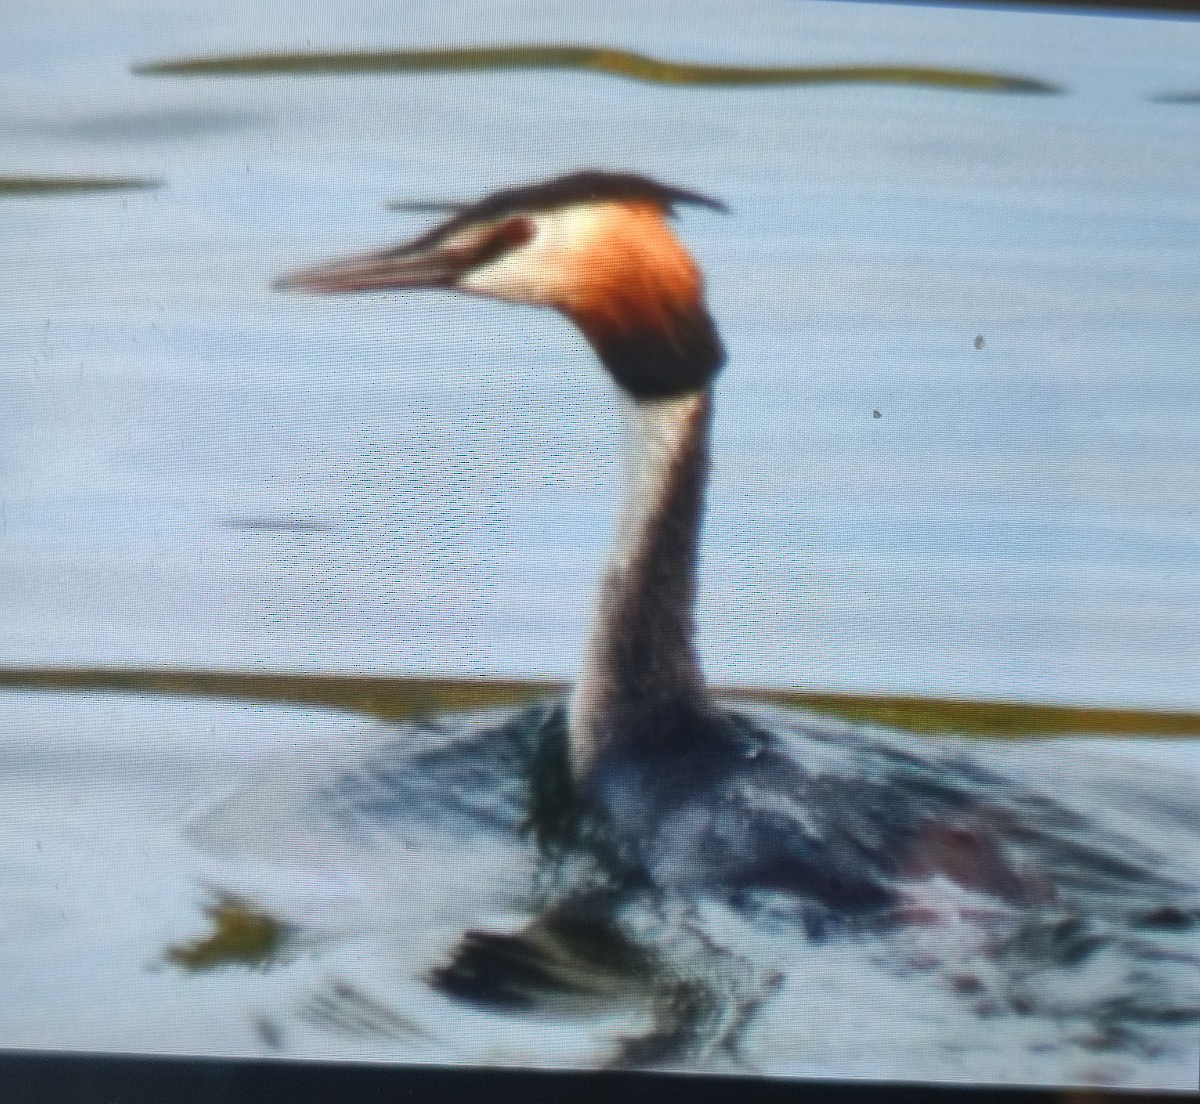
xmin=0 ymin=175 xmax=161 ymax=196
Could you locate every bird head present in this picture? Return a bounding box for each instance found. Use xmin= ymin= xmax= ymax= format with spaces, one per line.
xmin=277 ymin=170 xmax=727 ymax=400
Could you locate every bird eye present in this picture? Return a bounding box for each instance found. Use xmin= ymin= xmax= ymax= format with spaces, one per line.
xmin=470 ymin=217 xmax=535 ymax=268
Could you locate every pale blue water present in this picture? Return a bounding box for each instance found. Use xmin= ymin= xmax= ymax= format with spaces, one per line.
xmin=1 ymin=0 xmax=1198 ymax=706
xmin=1 ymin=0 xmax=1199 ymax=1089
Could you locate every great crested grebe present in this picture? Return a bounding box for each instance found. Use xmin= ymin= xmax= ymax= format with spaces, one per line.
xmin=279 ymin=170 xmax=730 ymax=788
xmin=275 ymin=172 xmax=1140 ymax=916
xmin=278 ymin=171 xmax=939 ymax=911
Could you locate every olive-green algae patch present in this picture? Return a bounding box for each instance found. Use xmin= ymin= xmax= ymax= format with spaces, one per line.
xmin=133 ymin=45 xmax=1059 ymax=95
xmin=0 ymin=175 xmax=162 ymax=196
xmin=167 ymin=895 xmax=290 ymax=971
xmin=1 ymin=667 xmax=1198 ymax=740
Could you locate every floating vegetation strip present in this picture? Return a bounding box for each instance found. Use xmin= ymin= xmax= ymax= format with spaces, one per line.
xmin=133 ymin=45 xmax=1059 ymax=95
xmin=735 ymin=688 xmax=1200 ymax=739
xmin=1 ymin=667 xmax=1197 ymax=739
xmin=0 ymin=667 xmax=553 ymax=721
xmin=0 ymin=175 xmax=162 ymax=196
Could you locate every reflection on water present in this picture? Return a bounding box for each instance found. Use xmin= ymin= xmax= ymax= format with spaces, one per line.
xmin=133 ymin=44 xmax=1060 ymax=94
xmin=220 ymin=515 xmax=332 ymax=532
xmin=182 ymin=697 xmax=1200 ymax=1079
xmin=166 ymin=894 xmax=290 ymax=970
xmin=0 ymin=679 xmax=1197 ymax=1083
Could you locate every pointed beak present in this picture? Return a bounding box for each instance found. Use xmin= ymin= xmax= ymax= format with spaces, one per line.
xmin=274 ymin=239 xmax=468 ymax=296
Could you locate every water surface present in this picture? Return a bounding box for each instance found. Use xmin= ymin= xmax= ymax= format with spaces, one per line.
xmin=1 ymin=0 xmax=1198 ymax=1089
xmin=1 ymin=687 xmax=1197 ymax=1087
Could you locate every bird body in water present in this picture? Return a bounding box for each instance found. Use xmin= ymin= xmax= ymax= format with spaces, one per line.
xmin=280 ymin=170 xmax=729 ymax=786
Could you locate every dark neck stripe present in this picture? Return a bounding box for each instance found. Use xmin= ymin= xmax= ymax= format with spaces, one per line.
xmin=589 ymin=303 xmax=726 ymax=400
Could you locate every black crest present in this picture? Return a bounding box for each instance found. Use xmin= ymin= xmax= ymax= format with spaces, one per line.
xmin=408 ymin=170 xmax=726 ymax=244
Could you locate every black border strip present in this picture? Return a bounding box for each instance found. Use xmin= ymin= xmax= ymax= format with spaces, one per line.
xmin=0 ymin=1051 xmax=1184 ymax=1104
xmin=848 ymin=0 xmax=1200 ymax=16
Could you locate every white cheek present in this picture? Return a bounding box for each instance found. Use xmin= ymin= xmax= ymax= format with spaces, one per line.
xmin=456 ymin=207 xmax=606 ymax=306
xmin=458 ymin=242 xmax=561 ymax=305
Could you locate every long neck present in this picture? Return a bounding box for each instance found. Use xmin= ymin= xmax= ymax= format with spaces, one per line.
xmin=568 ymin=389 xmax=712 ymax=777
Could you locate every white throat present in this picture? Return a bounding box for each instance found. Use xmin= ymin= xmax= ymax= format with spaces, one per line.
xmin=568 ymin=390 xmax=712 ymax=778
xmin=614 ymin=396 xmax=704 ymax=560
